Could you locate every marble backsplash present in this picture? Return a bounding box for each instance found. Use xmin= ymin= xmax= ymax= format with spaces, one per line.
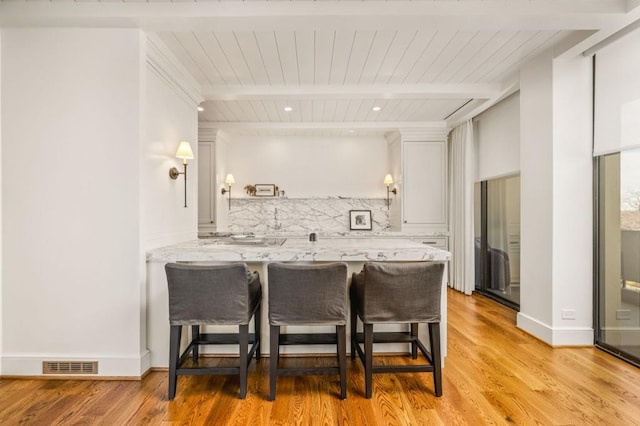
xmin=228 ymin=198 xmax=390 ymax=234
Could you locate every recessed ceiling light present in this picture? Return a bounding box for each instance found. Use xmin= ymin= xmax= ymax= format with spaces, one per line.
xmin=197 ymin=106 xmax=204 ymax=112
xmin=348 ymin=130 xmax=355 ymax=134
xmin=284 ymin=106 xmax=293 ymax=112
xmin=372 ymin=106 xmax=381 ymax=112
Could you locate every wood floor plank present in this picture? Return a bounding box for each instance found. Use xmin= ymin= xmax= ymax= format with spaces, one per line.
xmin=2 ymin=289 xmax=640 ymax=425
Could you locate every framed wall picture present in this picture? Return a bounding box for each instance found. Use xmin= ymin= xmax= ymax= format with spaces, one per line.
xmin=349 ymin=210 xmax=372 ymax=230
xmin=254 ymin=184 xmax=276 ymax=197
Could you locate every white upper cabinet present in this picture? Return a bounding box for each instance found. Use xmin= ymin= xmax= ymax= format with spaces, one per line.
xmin=403 ymin=141 xmax=447 ymax=227
xmin=386 ymin=128 xmax=449 ymax=233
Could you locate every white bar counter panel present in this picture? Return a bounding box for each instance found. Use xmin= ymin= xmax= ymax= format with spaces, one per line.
xmin=147 ymin=238 xmax=451 ymax=368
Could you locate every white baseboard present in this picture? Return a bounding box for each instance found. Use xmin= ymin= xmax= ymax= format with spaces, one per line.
xmin=1 ymin=352 xmax=151 ymax=378
xmin=517 ymin=312 xmax=593 ymax=346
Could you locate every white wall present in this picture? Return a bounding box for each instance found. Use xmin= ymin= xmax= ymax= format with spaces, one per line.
xmin=215 ymin=130 xmax=231 ymax=230
xmin=550 ymin=54 xmax=593 ymax=344
xmin=141 ymin=60 xmax=198 ymax=249
xmin=519 ymin=50 xmax=555 ymax=341
xmin=224 ymin=134 xmax=389 ymax=198
xmin=474 ymin=92 xmax=521 ymax=181
xmin=518 ymin=48 xmax=594 ymax=345
xmin=140 ymin=53 xmax=199 ymax=368
xmin=387 ymin=132 xmax=403 ymax=230
xmin=0 ymin=32 xmax=3 ymax=374
xmin=1 ymin=28 xmax=145 ymax=376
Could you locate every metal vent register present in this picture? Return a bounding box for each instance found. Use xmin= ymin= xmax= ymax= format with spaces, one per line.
xmin=43 ymin=361 xmax=98 ymax=375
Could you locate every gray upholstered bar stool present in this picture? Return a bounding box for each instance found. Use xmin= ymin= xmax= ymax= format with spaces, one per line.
xmin=267 ymin=262 xmax=348 ymax=401
xmin=350 ymin=261 xmax=445 ymax=398
xmin=165 ymin=262 xmax=262 ymax=400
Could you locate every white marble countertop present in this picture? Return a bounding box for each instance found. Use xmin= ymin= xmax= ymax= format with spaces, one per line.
xmin=147 ymin=237 xmax=451 ymax=263
xmin=197 ymin=230 xmax=449 ymax=239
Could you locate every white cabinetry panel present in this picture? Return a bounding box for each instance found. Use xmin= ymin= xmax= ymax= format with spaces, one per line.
xmin=403 ymin=141 xmax=447 ymax=226
xmin=198 ymin=142 xmax=216 ymax=228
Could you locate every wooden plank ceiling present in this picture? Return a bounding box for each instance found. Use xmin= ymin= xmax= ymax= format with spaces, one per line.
xmin=0 ymin=0 xmax=634 ymax=133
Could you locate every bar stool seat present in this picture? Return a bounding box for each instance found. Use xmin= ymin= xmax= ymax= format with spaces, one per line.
xmin=350 ymin=261 xmax=444 ymax=398
xmin=165 ymin=262 xmax=262 ymax=400
xmin=267 ymin=262 xmax=348 ymax=400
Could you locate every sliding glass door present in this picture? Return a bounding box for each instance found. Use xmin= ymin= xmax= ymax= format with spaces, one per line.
xmin=596 ymin=150 xmax=640 ymax=366
xmin=475 ymin=175 xmax=521 ymax=308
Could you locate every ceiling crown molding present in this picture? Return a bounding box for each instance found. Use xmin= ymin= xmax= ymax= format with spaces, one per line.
xmin=146 ymin=33 xmax=203 ymax=108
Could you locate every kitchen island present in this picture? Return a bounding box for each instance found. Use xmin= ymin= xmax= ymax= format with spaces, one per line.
xmin=146 ymin=237 xmax=451 ymax=368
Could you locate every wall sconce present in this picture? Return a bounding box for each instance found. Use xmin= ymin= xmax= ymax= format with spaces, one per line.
xmin=169 ymin=141 xmax=195 ymax=208
xmin=220 ymin=173 xmax=235 ymax=210
xmin=384 ymin=174 xmax=397 ymax=208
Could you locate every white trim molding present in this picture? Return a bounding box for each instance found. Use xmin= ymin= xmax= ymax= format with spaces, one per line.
xmin=2 ymin=351 xmax=151 ymax=378
xmin=146 ymin=33 xmax=203 ymax=109
xmin=517 ymin=312 xmax=594 ymax=346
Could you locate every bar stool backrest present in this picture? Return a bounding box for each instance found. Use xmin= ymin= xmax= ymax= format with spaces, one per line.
xmin=268 ymin=262 xmax=348 ymax=326
xmin=354 ymin=262 xmax=444 ymax=323
xmin=165 ymin=262 xmax=254 ymax=325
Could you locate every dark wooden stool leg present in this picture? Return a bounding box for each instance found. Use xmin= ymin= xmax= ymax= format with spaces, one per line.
xmin=269 ymin=325 xmax=280 ymax=401
xmin=350 ymin=299 xmax=357 ymax=361
xmin=364 ymin=323 xmax=373 ymax=399
xmin=239 ymin=324 xmax=249 ymax=399
xmin=168 ymin=325 xmax=182 ymax=400
xmin=429 ymin=322 xmax=442 ymax=397
xmin=255 ymin=302 xmax=262 ymax=360
xmin=191 ymin=325 xmax=200 ymax=361
xmin=337 ymin=325 xmax=347 ymax=399
xmin=410 ymin=323 xmax=418 ymax=359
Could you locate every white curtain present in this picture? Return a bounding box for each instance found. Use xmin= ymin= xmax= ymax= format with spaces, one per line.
xmin=449 ymin=120 xmax=475 ymax=295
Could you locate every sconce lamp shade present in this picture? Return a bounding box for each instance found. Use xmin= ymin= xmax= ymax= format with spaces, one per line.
xmin=175 ymin=141 xmax=194 ymax=161
xmin=384 ymin=174 xmax=396 ymax=209
xmin=221 ymin=173 xmax=235 ymax=210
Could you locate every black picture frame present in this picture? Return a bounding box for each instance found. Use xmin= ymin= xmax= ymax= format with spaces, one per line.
xmin=349 ymin=210 xmax=372 ymax=230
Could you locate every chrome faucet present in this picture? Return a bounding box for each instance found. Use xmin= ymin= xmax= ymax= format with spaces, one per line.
xmin=274 ymin=208 xmax=281 ymax=231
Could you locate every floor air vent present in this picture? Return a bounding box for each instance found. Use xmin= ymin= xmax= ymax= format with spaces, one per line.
xmin=43 ymin=361 xmax=98 ymax=375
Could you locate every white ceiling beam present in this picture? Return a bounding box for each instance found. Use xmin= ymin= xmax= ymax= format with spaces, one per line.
xmin=201 ymin=84 xmax=500 ymax=101
xmin=559 ymin=5 xmax=640 ymax=58
xmin=0 ymin=1 xmax=627 ymax=31
xmin=446 ymin=75 xmax=520 ymax=128
xmin=199 ymin=120 xmax=447 ymax=131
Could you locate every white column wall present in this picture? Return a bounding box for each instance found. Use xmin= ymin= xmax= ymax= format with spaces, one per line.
xmin=139 ymin=60 xmax=198 ymax=371
xmin=518 ymin=49 xmax=594 ymax=345
xmin=141 ymin=66 xmax=198 ymax=249
xmin=1 ymin=28 xmax=144 ymax=376
xmin=519 ymin=51 xmax=555 ymax=341
xmin=0 ymin=32 xmax=3 ymax=374
xmin=140 ymin=54 xmax=199 ymax=369
xmin=215 ymin=130 xmax=231 ymax=230
xmin=550 ymin=54 xmax=593 ymax=344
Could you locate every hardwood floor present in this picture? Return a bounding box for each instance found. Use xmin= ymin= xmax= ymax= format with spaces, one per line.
xmin=2 ymin=289 xmax=640 ymax=425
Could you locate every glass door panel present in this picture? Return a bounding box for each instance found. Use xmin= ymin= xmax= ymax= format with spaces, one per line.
xmin=475 ymin=176 xmax=521 ymax=308
xmin=597 ymin=150 xmax=640 ymax=365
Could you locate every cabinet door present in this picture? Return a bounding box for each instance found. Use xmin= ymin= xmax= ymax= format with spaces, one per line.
xmin=403 ymin=141 xmax=447 ymax=225
xmin=198 ymin=142 xmax=215 ymax=226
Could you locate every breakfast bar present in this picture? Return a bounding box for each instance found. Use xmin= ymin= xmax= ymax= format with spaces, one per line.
xmin=146 ymin=237 xmax=451 ymax=368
